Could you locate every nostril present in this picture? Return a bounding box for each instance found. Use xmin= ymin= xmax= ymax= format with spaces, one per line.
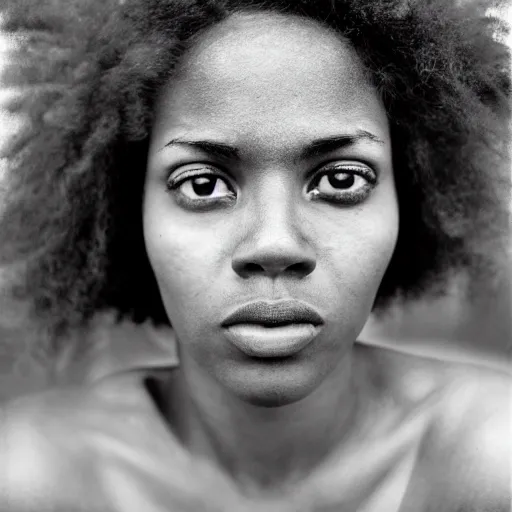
xmin=288 ymin=262 xmax=313 ymax=274
xmin=245 ymin=263 xmax=264 ymax=273
xmin=234 ymin=259 xmax=316 ymax=278
xmin=231 ymin=239 xmax=317 ymax=278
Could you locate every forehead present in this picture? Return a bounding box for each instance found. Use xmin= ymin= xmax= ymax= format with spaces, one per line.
xmin=152 ymin=12 xmax=388 ymax=147
xmin=176 ymin=12 xmax=364 ymax=82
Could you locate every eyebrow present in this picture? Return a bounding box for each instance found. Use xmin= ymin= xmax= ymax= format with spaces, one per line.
xmin=162 ymin=138 xmax=240 ymax=160
xmin=161 ymin=130 xmax=384 ymax=161
xmin=300 ymin=131 xmax=385 ymax=160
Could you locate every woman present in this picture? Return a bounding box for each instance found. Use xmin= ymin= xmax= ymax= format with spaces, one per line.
xmin=1 ymin=0 xmax=510 ymax=510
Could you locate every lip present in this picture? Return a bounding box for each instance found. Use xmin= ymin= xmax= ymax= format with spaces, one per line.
xmin=221 ymin=299 xmax=324 ymax=328
xmin=224 ymin=323 xmax=320 ymax=358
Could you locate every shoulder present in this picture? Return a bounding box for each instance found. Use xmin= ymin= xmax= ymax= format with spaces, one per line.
xmin=431 ymin=364 xmax=511 ymax=511
xmin=0 ymin=368 xmax=235 ymax=512
xmin=0 ymin=371 xmax=158 ymax=512
xmin=1 ymin=389 xmax=95 ymax=511
xmin=358 ymin=344 xmax=511 ymax=511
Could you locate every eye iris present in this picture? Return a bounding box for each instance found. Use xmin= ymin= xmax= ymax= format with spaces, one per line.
xmin=328 ymin=172 xmax=354 ymax=189
xmin=192 ymin=176 xmax=217 ymax=196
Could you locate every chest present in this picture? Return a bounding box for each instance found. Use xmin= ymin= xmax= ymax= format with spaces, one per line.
xmin=87 ymin=428 xmax=428 ymax=512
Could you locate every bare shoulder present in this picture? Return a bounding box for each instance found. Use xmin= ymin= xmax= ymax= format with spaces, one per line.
xmin=2 ymin=387 xmax=104 ymax=511
xmin=432 ymin=361 xmax=511 ymax=511
xmin=360 ymin=343 xmax=511 ymax=511
xmin=0 ymin=373 xmax=153 ymax=512
xmin=0 ymin=370 xmax=242 ymax=512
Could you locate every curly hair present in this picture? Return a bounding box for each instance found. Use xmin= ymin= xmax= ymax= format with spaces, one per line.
xmin=0 ymin=0 xmax=510 ymax=349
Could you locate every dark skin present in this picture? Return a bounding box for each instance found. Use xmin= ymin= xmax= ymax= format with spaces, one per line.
xmin=144 ymin=12 xmax=397 ymax=489
xmin=1 ymin=12 xmax=510 ymax=512
xmin=2 ymin=345 xmax=510 ymax=511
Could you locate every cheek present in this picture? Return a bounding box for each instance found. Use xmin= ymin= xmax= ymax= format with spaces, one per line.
xmin=142 ymin=200 xmax=226 ymax=319
xmin=323 ymin=203 xmax=399 ymax=302
xmin=357 ymin=183 xmax=399 ymax=278
xmin=315 ymin=207 xmax=398 ymax=346
xmin=356 ymin=210 xmax=399 ymax=279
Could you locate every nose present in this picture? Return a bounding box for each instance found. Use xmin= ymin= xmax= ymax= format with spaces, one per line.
xmin=231 ymin=194 xmax=316 ymax=279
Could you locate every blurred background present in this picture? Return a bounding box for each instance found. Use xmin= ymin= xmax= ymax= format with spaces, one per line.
xmin=0 ymin=4 xmax=511 ymax=403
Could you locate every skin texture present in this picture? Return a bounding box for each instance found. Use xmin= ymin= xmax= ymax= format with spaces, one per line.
xmin=143 ymin=12 xmax=398 ymax=490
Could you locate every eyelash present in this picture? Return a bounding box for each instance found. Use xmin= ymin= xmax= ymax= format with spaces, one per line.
xmin=307 ymin=164 xmax=377 ymax=204
xmin=166 ymin=167 xmax=237 ymax=210
xmin=166 ymin=163 xmax=378 ymax=209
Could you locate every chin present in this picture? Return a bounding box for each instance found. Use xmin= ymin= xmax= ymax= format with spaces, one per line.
xmin=240 ymin=390 xmax=307 ymax=408
xmin=222 ymin=358 xmax=321 ymax=408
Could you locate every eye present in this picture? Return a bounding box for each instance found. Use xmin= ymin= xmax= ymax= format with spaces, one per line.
xmin=166 ymin=167 xmax=236 ymax=206
xmin=306 ymin=163 xmax=377 ymax=205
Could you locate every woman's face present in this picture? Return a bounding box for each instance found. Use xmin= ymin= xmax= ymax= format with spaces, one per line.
xmin=144 ymin=12 xmax=398 ymax=406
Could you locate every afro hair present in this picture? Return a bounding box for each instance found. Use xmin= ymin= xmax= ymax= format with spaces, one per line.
xmin=0 ymin=0 xmax=510 ymax=350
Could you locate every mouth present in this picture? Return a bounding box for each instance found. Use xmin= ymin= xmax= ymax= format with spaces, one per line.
xmin=221 ymin=299 xmax=324 ymax=358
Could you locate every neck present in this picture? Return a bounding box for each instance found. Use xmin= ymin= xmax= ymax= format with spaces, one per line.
xmin=162 ymin=348 xmax=369 ymax=495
